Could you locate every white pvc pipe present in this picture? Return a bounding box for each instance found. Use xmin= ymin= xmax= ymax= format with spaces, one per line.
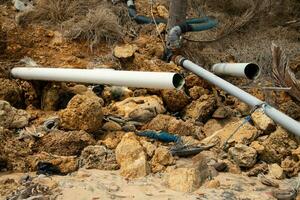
xmin=175 ymin=56 xmax=300 ymax=136
xmin=11 ymin=67 xmax=185 ymax=89
xmin=211 ymin=63 xmax=261 ymax=80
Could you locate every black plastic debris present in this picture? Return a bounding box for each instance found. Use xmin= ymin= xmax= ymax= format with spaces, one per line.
xmin=170 ymin=143 xmax=215 ymax=157
xmin=37 ymin=162 xmax=64 ymax=176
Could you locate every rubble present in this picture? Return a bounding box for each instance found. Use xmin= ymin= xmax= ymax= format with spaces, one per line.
xmin=79 ymin=145 xmax=119 ymax=170
xmin=161 ymin=89 xmax=190 ymax=112
xmin=151 ymin=147 xmax=175 ymax=172
xmin=109 ymin=95 xmax=166 ymax=122
xmin=0 ymin=78 xmax=22 ymax=107
xmin=183 ymin=94 xmax=216 ymax=122
xmin=33 ymin=130 xmax=95 ymax=156
xmin=268 ymin=163 xmax=284 ymax=179
xmin=228 ymin=144 xmax=257 ymax=168
xmin=0 ymin=100 xmax=30 ymax=129
xmin=251 ymin=109 xmax=276 ymax=133
xmin=59 ymin=94 xmax=103 ymax=132
xmin=113 ymin=44 xmax=138 ymax=58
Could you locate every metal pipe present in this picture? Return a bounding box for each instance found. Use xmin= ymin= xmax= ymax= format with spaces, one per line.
xmin=211 ymin=63 xmax=261 ymax=80
xmin=11 ymin=67 xmax=185 ymax=90
xmin=175 ymin=56 xmax=300 ymax=136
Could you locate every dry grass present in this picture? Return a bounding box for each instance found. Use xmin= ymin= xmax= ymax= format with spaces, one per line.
xmin=63 ymin=6 xmax=123 ymax=49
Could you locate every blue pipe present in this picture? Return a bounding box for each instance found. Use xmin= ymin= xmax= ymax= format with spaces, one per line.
xmin=126 ymin=0 xmax=218 ymax=32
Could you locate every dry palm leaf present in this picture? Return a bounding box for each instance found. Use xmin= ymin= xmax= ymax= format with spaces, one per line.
xmin=271 ymin=43 xmax=300 ymax=101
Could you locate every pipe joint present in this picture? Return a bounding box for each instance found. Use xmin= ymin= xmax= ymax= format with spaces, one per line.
xmin=166 ymin=26 xmax=182 ymax=50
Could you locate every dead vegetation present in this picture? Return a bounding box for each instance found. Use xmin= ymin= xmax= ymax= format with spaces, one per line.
xmin=16 ymin=0 xmax=123 ymax=47
xmin=63 ymin=6 xmax=123 ymax=49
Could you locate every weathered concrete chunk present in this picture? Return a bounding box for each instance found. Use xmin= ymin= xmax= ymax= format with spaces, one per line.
xmin=229 ymin=144 xmax=257 ymax=168
xmin=251 ymin=109 xmax=276 ymax=133
xmin=59 ymin=94 xmax=103 ymax=132
xmin=0 ymin=100 xmax=30 ymax=129
xmin=115 ymin=133 xmax=149 ymax=179
xmin=79 ymin=145 xmax=119 ymax=170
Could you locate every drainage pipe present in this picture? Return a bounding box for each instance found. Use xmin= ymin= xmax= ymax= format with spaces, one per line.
xmin=174 ymin=56 xmax=300 ymax=136
xmin=11 ymin=67 xmax=185 ymax=90
xmin=211 ymin=63 xmax=261 ymax=80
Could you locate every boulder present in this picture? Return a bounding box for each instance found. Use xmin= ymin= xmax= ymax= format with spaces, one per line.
xmin=59 ymin=94 xmax=103 ymax=132
xmin=229 ymin=144 xmax=257 ymax=168
xmin=100 ymin=131 xmax=125 ymax=149
xmin=115 ymin=133 xmax=149 ymax=179
xmin=79 ymin=145 xmax=119 ymax=170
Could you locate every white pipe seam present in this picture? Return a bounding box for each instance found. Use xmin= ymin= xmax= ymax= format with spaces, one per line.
xmin=180 ymin=58 xmax=300 ymax=136
xmin=11 ymin=67 xmax=185 ymax=90
xmin=212 ymin=63 xmax=261 ymax=80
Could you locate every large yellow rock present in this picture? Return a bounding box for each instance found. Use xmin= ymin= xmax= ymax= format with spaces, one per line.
xmin=115 ymin=133 xmax=149 ymax=179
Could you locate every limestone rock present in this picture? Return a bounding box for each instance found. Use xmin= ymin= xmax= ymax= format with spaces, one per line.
xmin=201 ymin=120 xmax=259 ymax=147
xmin=0 ymin=100 xmax=30 ymax=129
xmin=260 ymin=127 xmax=297 ymax=163
xmin=268 ymin=164 xmax=284 ymax=179
xmin=281 ymin=157 xmax=300 ymax=177
xmin=27 ymin=152 xmax=78 ymax=174
xmin=79 ymin=145 xmax=119 ymax=170
xmin=59 ymin=94 xmax=103 ymax=132
xmin=151 ymin=147 xmax=175 ymax=173
xmin=189 ymin=86 xmax=209 ymax=100
xmin=251 ymin=109 xmax=276 ymax=133
xmin=279 ymin=100 xmax=300 ymax=120
xmin=115 ymin=133 xmax=149 ymax=179
xmin=140 ymin=140 xmax=156 ymax=157
xmin=102 ymin=121 xmax=122 ymax=131
xmin=183 ymin=94 xmax=216 ymax=122
xmin=203 ymin=119 xmax=223 ymax=137
xmin=250 ymin=141 xmax=265 ymax=154
xmin=229 ymin=144 xmax=257 ymax=168
xmin=161 ymin=89 xmax=190 ymax=112
xmin=33 ymin=130 xmax=95 ymax=156
xmin=165 ymin=167 xmax=201 ymax=192
xmin=205 ymin=179 xmax=220 ymax=188
xmin=113 ymin=44 xmax=138 ymax=58
xmin=110 ymin=95 xmax=165 ymax=122
xmin=145 ymin=114 xmax=204 ymax=139
xmin=212 ymin=106 xmax=232 ymax=119
xmin=0 ymin=78 xmax=22 ymax=107
xmin=100 ymin=131 xmax=125 ymax=149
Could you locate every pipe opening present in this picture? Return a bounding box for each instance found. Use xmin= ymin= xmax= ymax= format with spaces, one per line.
xmin=244 ymin=63 xmax=261 ymax=80
xmin=173 ymin=73 xmax=185 ymax=89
